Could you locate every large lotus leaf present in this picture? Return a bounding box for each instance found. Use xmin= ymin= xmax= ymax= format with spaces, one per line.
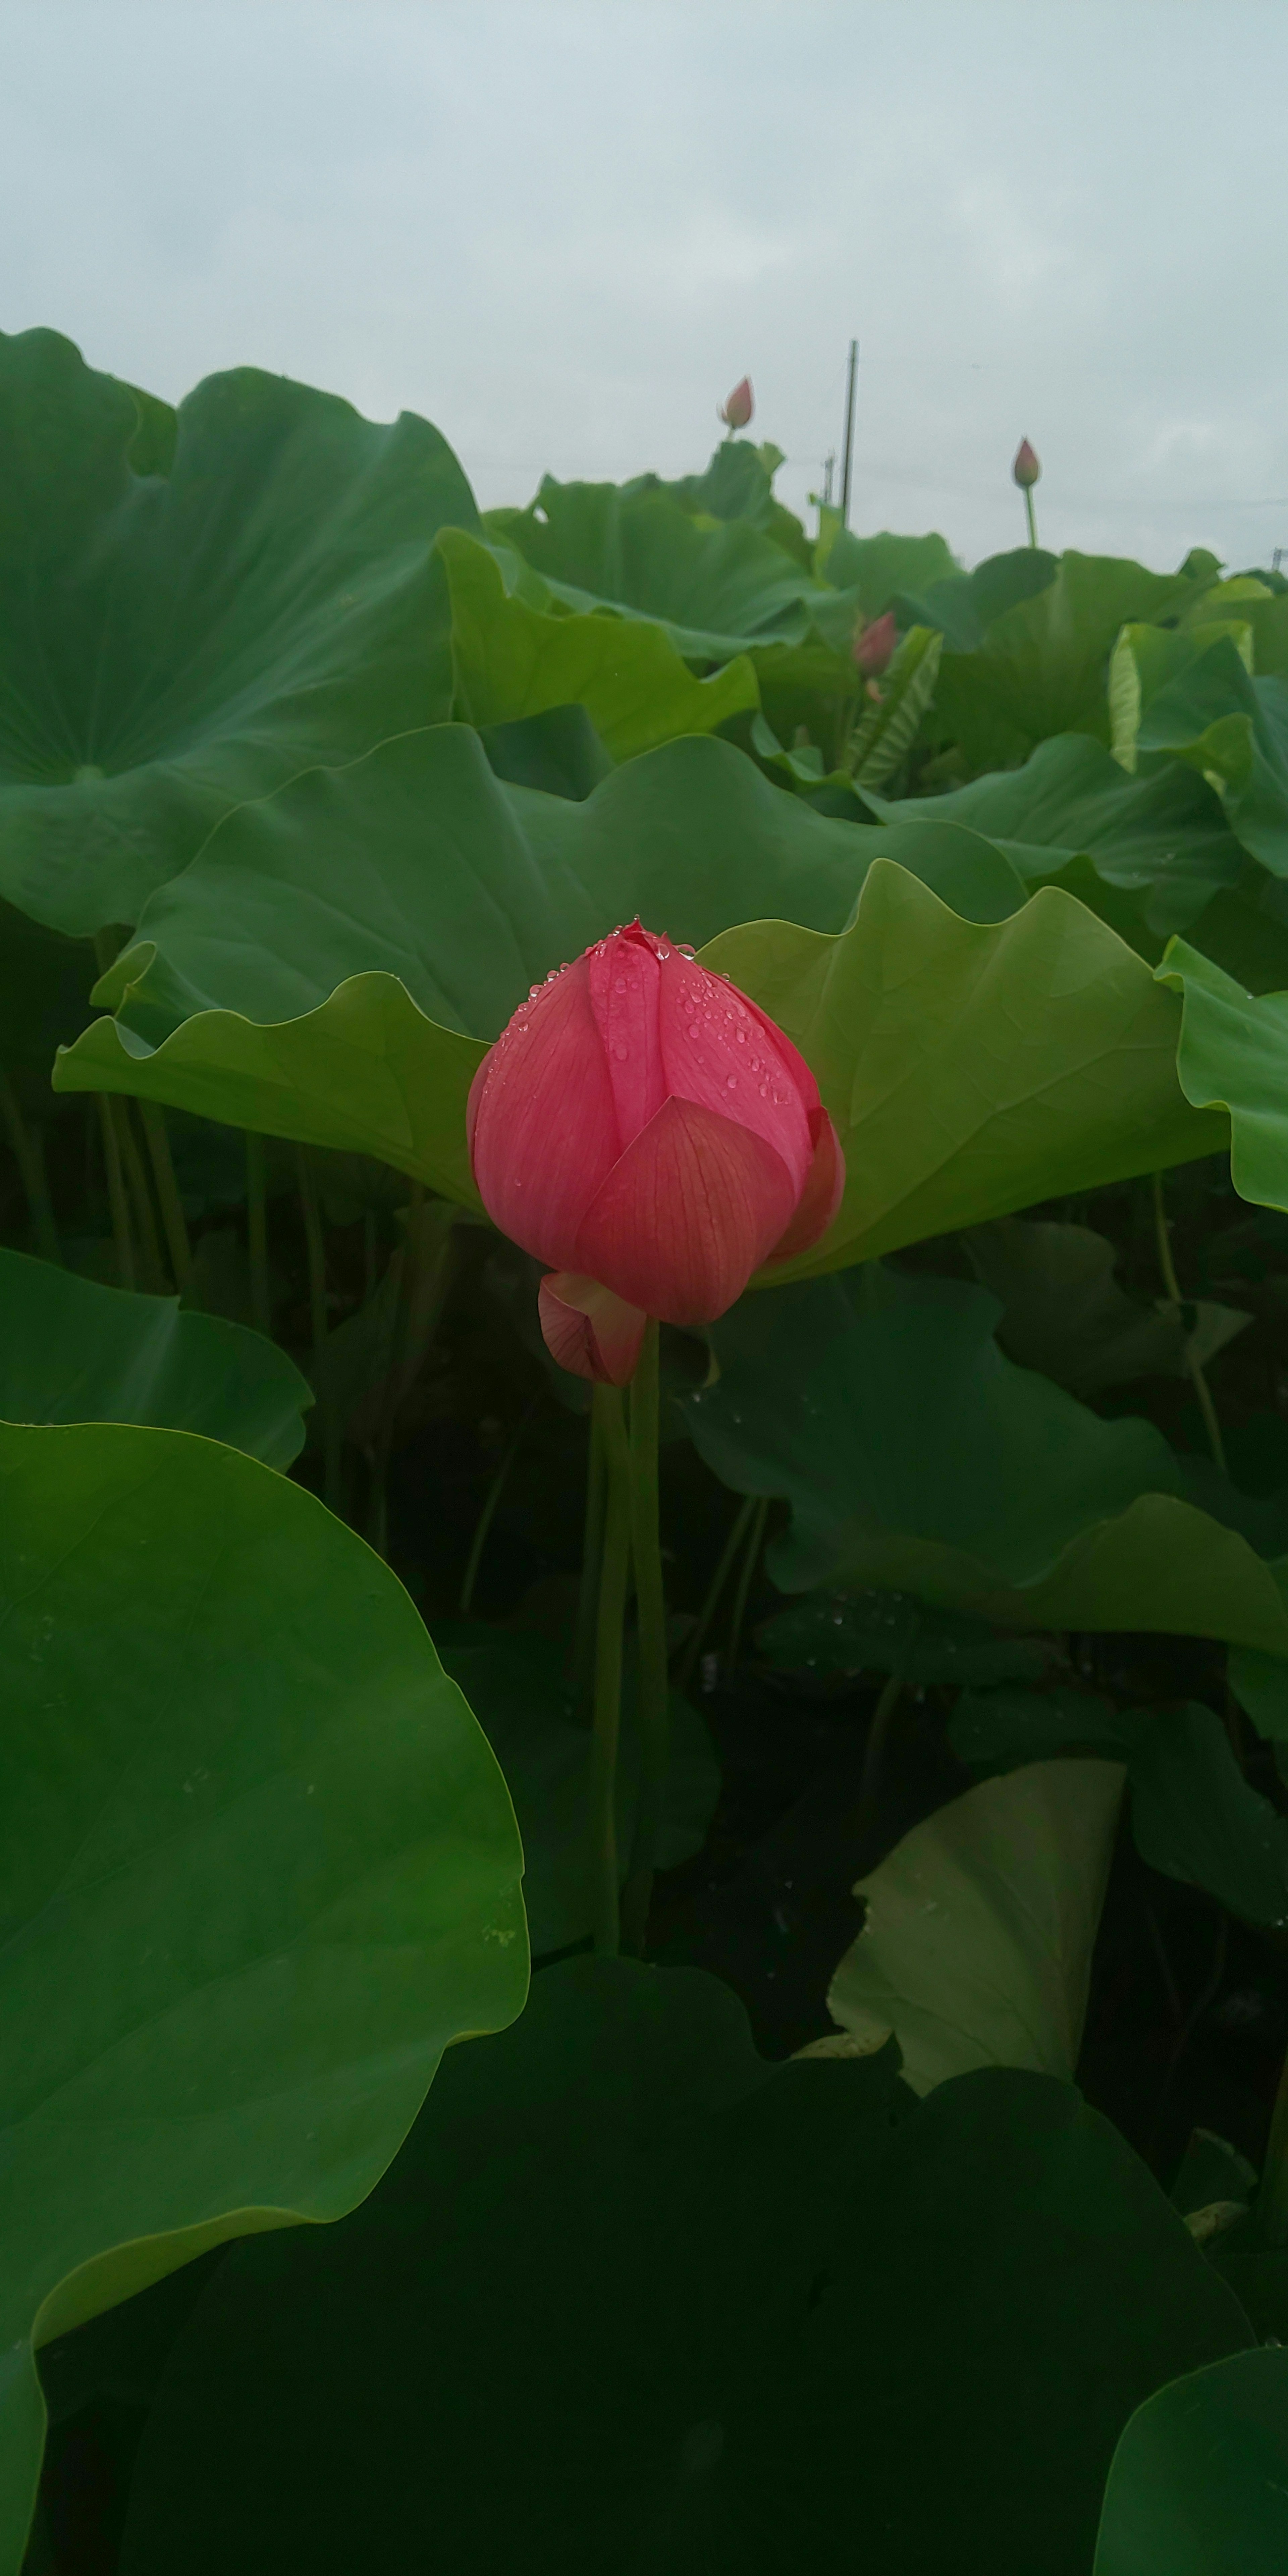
xmin=1155 ymin=937 xmax=1288 ymax=1212
xmin=815 ymin=522 xmax=960 ymax=612
xmin=0 ymin=1246 xmax=311 ymax=1465
xmin=812 ymin=1760 xmax=1124 ymax=2092
xmin=862 ymin=733 xmax=1246 ymax=937
xmin=0 ymin=328 xmax=478 ymax=938
xmin=1136 ymin=635 xmax=1288 ymax=876
xmin=1107 ymin=617 xmax=1254 ymax=772
xmin=44 ymin=736 xmax=1010 ymax=1179
xmin=931 ymin=554 xmax=1200 ymax=774
xmin=483 ymin=474 xmax=818 ymax=661
xmin=438 ymin=529 xmax=758 ymax=758
xmin=894 ymin=545 xmax=1059 ymax=651
xmin=705 ymin=863 xmax=1227 ymax=1280
xmin=1094 ymin=2349 xmax=1288 ymax=2575
xmin=112 ymin=1957 xmax=1246 ymax=2576
xmin=0 ymin=1419 xmax=526 ymax=2576
xmin=965 ymin=1215 xmax=1249 ymax=1395
xmin=682 ymin=1266 xmax=1288 ymax=1651
xmin=1130 ymin=1703 xmax=1288 ymax=1929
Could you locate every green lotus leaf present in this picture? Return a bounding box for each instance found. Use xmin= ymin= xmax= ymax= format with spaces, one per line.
xmin=1155 ymin=937 xmax=1288 ymax=1212
xmin=111 ymin=1959 xmax=1246 ymax=2576
xmin=861 ymin=733 xmax=1246 ymax=939
xmin=438 ymin=529 xmax=758 ymax=758
xmin=1129 ymin=1702 xmax=1288 ymax=1928
xmin=0 ymin=327 xmax=477 ymax=937
xmin=816 ymin=521 xmax=960 ymax=611
xmin=682 ymin=1266 xmax=1288 ymax=1651
xmin=964 ymin=1215 xmax=1249 ymax=1395
xmin=52 ymin=739 xmax=1224 ymax=1264
xmin=483 ymin=473 xmax=818 ymax=662
xmin=0 ymin=1246 xmax=311 ymax=1464
xmin=1094 ymin=2348 xmax=1288 ymax=2575
xmin=705 ymin=863 xmax=1227 ymax=1279
xmin=1136 ymin=634 xmax=1288 ymax=876
xmin=0 ymin=1418 xmax=527 ymax=2575
xmin=932 ymin=554 xmax=1201 ymax=774
xmin=812 ymin=1759 xmax=1125 ymax=2091
xmin=892 ymin=545 xmax=1058 ymax=651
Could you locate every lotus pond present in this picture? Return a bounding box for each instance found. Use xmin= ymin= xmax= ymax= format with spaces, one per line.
xmin=5 ymin=326 xmax=1288 ymax=2570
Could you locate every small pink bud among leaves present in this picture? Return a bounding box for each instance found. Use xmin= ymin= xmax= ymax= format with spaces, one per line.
xmin=852 ymin=610 xmax=897 ymax=678
xmin=1012 ymin=438 xmax=1041 ymax=490
xmin=466 ymin=920 xmax=845 ymax=1379
xmin=718 ymin=376 xmax=754 ymax=431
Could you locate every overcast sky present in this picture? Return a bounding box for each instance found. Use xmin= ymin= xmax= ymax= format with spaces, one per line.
xmin=5 ymin=1 xmax=1288 ymax=572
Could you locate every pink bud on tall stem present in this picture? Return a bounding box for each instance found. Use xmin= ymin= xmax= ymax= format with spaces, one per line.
xmin=718 ymin=376 xmax=754 ymax=433
xmin=467 ymin=920 xmax=844 ymax=1385
xmin=1012 ymin=437 xmax=1041 ymax=547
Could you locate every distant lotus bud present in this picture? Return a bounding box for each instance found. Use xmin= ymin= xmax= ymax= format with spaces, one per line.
xmin=467 ymin=920 xmax=845 ymax=1381
xmin=852 ymin=610 xmax=897 ymax=678
xmin=1012 ymin=438 xmax=1041 ymax=489
xmin=718 ymin=376 xmax=754 ymax=431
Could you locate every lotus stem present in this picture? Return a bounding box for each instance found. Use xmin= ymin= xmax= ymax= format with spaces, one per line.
xmin=366 ymin=1180 xmax=426 ymax=1555
xmin=140 ymin=1101 xmax=192 ymax=1293
xmin=675 ymin=1492 xmax=758 ymax=1695
xmin=1023 ymin=488 xmax=1039 ymax=550
xmin=622 ymin=1321 xmax=668 ymax=1953
xmin=116 ymin=1099 xmax=166 ymax=1288
xmin=589 ymin=1382 xmax=632 ymax=1958
xmin=97 ymin=1095 xmax=135 ymax=1290
xmin=572 ymin=1397 xmax=608 ymax=1718
xmin=0 ymin=1067 xmax=61 ymax=1265
xmin=1152 ymin=1171 xmax=1227 ymax=1475
xmin=1257 ymin=2039 xmax=1288 ymax=2247
xmin=726 ymin=1494 xmax=769 ymax=1667
xmin=861 ymin=1666 xmax=905 ymax=1803
xmin=297 ymin=1145 xmax=343 ymax=1515
xmin=246 ymin=1133 xmax=271 ymax=1335
xmin=460 ymin=1396 xmax=541 ymax=1616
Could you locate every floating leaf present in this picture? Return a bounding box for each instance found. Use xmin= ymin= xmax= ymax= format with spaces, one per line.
xmin=813 ymin=1760 xmax=1125 ymax=2092
xmin=0 ymin=1419 xmax=526 ymax=2575
xmin=0 ymin=1246 xmax=311 ymax=1465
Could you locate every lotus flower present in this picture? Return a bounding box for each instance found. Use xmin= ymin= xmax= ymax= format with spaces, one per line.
xmin=852 ymin=610 xmax=897 ymax=678
xmin=719 ymin=376 xmax=754 ymax=431
xmin=467 ymin=921 xmax=844 ymax=1383
xmin=1012 ymin=437 xmax=1041 ymax=489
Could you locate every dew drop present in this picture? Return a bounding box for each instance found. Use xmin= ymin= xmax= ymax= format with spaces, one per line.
xmin=759 ymin=1082 xmax=768 ymax=1096
xmin=528 ymin=983 xmax=541 ymax=999
xmin=687 ymin=1024 xmax=700 ymax=1040
xmin=614 ymin=977 xmax=627 ymax=994
xmin=677 ymin=943 xmax=696 ymax=959
xmin=736 ymin=1029 xmax=748 ymax=1045
xmin=726 ymin=1074 xmax=737 ymax=1090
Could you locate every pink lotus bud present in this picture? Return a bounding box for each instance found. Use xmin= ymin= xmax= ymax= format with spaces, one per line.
xmin=467 ymin=921 xmax=845 ymax=1382
xmin=718 ymin=376 xmax=754 ymax=431
xmin=1012 ymin=438 xmax=1040 ymax=489
xmin=852 ymin=610 xmax=897 ymax=678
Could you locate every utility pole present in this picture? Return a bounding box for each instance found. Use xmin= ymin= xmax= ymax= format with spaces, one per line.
xmin=839 ymin=338 xmax=858 ymax=527
xmin=822 ymin=450 xmax=835 ymax=508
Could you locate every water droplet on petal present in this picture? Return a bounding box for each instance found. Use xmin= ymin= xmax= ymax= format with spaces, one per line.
xmin=677 ymin=943 xmax=696 ymax=959
xmin=759 ymin=1082 xmax=768 ymax=1096
xmin=736 ymin=1029 xmax=747 ymax=1045
xmin=726 ymin=1074 xmax=737 ymax=1089
xmin=614 ymin=977 xmax=627 ymax=993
